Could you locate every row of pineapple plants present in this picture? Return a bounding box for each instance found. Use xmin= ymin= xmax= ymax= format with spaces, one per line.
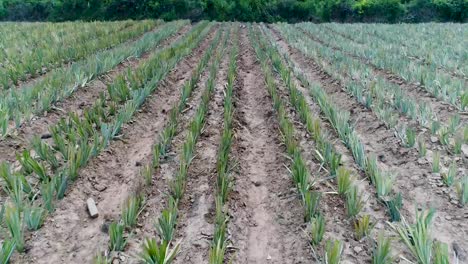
xmin=314 ymin=23 xmax=466 ymax=110
xmin=209 ymin=23 xmax=238 ymax=264
xmin=263 ymin=25 xmax=403 ymax=220
xmin=351 ymin=24 xmax=468 ymax=81
xmin=350 ymin=23 xmax=467 ymax=79
xmin=289 ymin=23 xmax=465 ymax=156
xmin=0 ymin=20 xmax=160 ymax=90
xmin=0 ymin=22 xmax=214 ymax=262
xmin=261 ymin=25 xmax=457 ymax=263
xmin=0 ymin=20 xmax=189 ymax=138
xmin=296 ymin=23 xmax=467 ymax=163
xmin=249 ymin=24 xmax=347 ymax=263
xmin=0 ymin=20 xmax=145 ymax=62
xmin=254 ymin=24 xmax=398 ymax=263
xmin=0 ymin=21 xmax=139 ymax=66
xmin=138 ymin=28 xmax=229 ymax=264
xmin=274 ymin=24 xmax=467 ymax=204
xmin=95 ymin=25 xmax=226 ymax=264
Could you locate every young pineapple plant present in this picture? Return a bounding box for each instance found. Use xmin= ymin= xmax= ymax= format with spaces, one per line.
xmin=109 ymin=221 xmax=127 ymax=251
xmin=354 ymin=215 xmax=375 ymax=241
xmin=345 ymin=185 xmax=364 ymax=218
xmin=140 ymin=239 xmax=180 ymax=264
xmin=5 ymin=204 xmax=24 ymax=252
xmin=0 ymin=240 xmax=16 ymax=264
xmin=456 ymin=176 xmax=467 ymax=206
xmin=122 ymin=195 xmax=143 ymax=228
xmin=310 ymin=214 xmax=325 ymax=245
xmin=390 ymin=208 xmax=435 ymax=264
xmin=325 ymin=239 xmax=343 ymax=264
xmin=372 ymin=233 xmax=393 ymax=264
xmin=441 ymin=161 xmax=456 ymax=187
xmin=336 ymin=167 xmax=353 ymax=195
xmin=24 ymin=206 xmax=47 ymax=231
xmin=432 ymin=151 xmax=441 ymax=173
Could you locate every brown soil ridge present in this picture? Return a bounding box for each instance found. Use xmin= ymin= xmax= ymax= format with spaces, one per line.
xmin=173 ymin=31 xmax=231 ymax=264
xmin=0 ymin=24 xmax=192 ymax=164
xmin=269 ymin=26 xmax=468 ymax=261
xmin=121 ymin=26 xmax=225 ymax=262
xmin=227 ymin=26 xmax=313 ymax=264
xmin=18 ymin=25 xmax=217 ymax=264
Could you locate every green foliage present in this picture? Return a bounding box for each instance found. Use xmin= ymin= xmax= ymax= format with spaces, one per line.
xmin=354 ymin=215 xmax=375 ymax=240
xmin=122 ymin=195 xmax=143 ymax=227
xmin=310 ymin=214 xmax=325 ymax=245
xmin=0 ymin=240 xmax=16 ymax=264
xmin=325 ymin=239 xmax=344 ymax=264
xmin=140 ymin=239 xmax=180 ymax=264
xmin=390 ymin=208 xmax=435 ymax=264
xmin=302 ymin=191 xmax=321 ymax=222
xmin=372 ymin=233 xmax=393 ymax=264
xmin=0 ymin=0 xmax=465 ymax=23
xmin=336 ymin=167 xmax=353 ymax=196
xmin=433 ymin=241 xmax=449 ymax=264
xmin=345 ymin=185 xmax=363 ymax=218
xmin=109 ymin=221 xmax=126 ymax=251
xmin=5 ymin=204 xmax=24 ymax=252
xmin=24 ymin=206 xmax=46 ymax=231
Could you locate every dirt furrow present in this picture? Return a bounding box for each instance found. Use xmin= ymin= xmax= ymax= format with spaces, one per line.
xmin=269 ymin=60 xmax=388 ymax=262
xmin=228 ymin=27 xmax=312 ymax=264
xmin=0 ymin=24 xmax=192 ymax=164
xmin=173 ymin=35 xmax=231 ymax=264
xmin=19 ymin=25 xmax=217 ymax=264
xmin=121 ymin=27 xmax=226 ymax=262
xmin=270 ymin=27 xmax=468 ymax=260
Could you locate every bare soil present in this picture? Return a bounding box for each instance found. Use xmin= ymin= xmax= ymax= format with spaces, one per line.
xmin=227 ymin=27 xmax=313 ymax=264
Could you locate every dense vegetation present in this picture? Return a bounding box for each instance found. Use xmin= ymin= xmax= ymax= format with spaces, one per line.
xmin=0 ymin=0 xmax=466 ymax=22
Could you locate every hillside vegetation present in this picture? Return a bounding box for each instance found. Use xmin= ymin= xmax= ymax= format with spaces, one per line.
xmin=0 ymin=0 xmax=467 ymax=22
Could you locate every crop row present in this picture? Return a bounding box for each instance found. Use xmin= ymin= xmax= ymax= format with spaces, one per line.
xmin=260 ymin=24 xmax=457 ymax=263
xmin=306 ymin=23 xmax=466 ymax=110
xmin=250 ymin=25 xmax=361 ymax=263
xmin=326 ymin=23 xmax=468 ymax=78
xmin=138 ymin=27 xmax=228 ymax=264
xmin=209 ymin=23 xmax=238 ymax=264
xmin=0 ymin=20 xmax=188 ymax=138
xmin=276 ymin=23 xmax=467 ymax=203
xmin=253 ymin=24 xmax=401 ymax=263
xmin=95 ymin=24 xmax=226 ymax=263
xmin=0 ymin=21 xmax=214 ymax=262
xmin=0 ymin=20 xmax=159 ymax=89
xmin=289 ymin=23 xmax=465 ymax=151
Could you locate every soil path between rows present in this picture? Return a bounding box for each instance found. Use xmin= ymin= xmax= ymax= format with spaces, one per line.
xmin=19 ymin=25 xmax=216 ymax=264
xmin=227 ymin=26 xmax=312 ymax=264
xmin=173 ymin=31 xmax=231 ymax=264
xmin=122 ymin=26 xmax=225 ymax=262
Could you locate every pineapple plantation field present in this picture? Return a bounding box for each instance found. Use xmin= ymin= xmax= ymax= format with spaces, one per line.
xmin=0 ymin=20 xmax=466 ymax=264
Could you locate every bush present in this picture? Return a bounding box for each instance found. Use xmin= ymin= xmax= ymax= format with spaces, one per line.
xmin=353 ymin=0 xmax=406 ymax=22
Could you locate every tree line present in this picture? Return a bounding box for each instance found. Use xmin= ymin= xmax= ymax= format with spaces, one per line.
xmin=1 ymin=0 xmax=466 ymax=23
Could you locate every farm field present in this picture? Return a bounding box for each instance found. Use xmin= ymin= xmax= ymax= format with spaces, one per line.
xmin=0 ymin=20 xmax=466 ymax=264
